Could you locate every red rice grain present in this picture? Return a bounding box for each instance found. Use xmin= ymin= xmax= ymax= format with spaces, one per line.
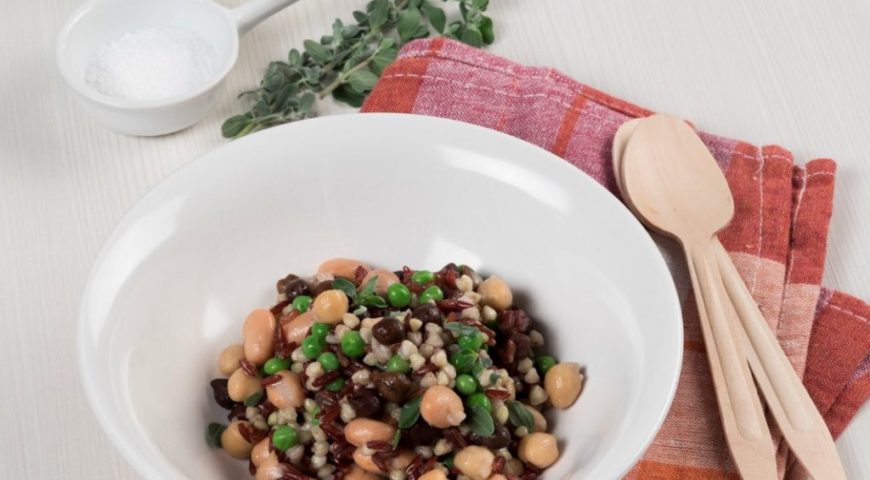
xmin=239 ymin=359 xmax=258 ymax=377
xmin=366 ymin=440 xmax=393 ymax=452
xmin=485 ymin=389 xmax=511 ymax=400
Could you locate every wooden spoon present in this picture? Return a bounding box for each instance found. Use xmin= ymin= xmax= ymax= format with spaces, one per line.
xmin=614 ymin=117 xmax=847 ymax=480
xmin=620 ymin=114 xmax=777 ymax=479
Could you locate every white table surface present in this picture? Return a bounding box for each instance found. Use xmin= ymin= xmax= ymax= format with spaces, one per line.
xmin=1 ymin=0 xmax=868 ymax=478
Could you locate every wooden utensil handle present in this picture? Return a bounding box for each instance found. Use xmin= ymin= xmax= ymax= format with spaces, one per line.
xmin=684 ymin=241 xmax=777 ymax=479
xmin=713 ymin=239 xmax=847 ymax=480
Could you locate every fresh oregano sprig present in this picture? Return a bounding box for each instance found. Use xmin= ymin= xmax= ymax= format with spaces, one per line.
xmin=221 ymin=0 xmax=495 ymax=139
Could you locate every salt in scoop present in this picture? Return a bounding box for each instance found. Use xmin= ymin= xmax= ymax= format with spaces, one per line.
xmin=57 ymin=0 xmax=299 ymax=136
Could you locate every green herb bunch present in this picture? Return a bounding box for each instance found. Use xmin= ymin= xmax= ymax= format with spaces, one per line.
xmin=221 ymin=0 xmax=495 ymax=139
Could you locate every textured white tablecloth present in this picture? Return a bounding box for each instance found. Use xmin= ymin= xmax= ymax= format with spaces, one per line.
xmin=1 ymin=0 xmax=867 ymax=477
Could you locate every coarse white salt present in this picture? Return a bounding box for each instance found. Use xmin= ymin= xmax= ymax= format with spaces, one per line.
xmin=85 ymin=27 xmax=220 ymax=102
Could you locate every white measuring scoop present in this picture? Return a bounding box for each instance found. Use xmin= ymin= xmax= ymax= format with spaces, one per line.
xmin=57 ymin=0 xmax=299 ymax=136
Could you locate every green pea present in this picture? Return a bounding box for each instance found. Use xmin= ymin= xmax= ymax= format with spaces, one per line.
xmin=291 ymin=295 xmax=313 ymax=313
xmin=325 ymin=377 xmax=345 ymax=392
xmin=263 ymin=357 xmax=290 ymax=375
xmin=385 ymin=354 xmax=411 ymax=373
xmin=310 ymin=322 xmax=330 ymax=338
xmin=272 ymin=425 xmax=298 ymax=451
xmin=455 ymin=374 xmax=477 ymax=395
xmin=418 ymin=285 xmax=444 ymax=304
xmin=386 ymin=283 xmax=411 ymax=308
xmin=302 ymin=335 xmax=324 ymax=359
xmin=341 ymin=331 xmax=365 ymax=358
xmin=450 ymin=348 xmax=477 ymax=373
xmin=457 ymin=332 xmax=484 ymax=351
xmin=318 ymin=352 xmax=339 ymax=372
xmin=411 ymin=270 xmax=434 ymax=284
xmin=466 ymin=392 xmax=492 ymax=412
xmin=535 ymin=355 xmax=557 ymax=375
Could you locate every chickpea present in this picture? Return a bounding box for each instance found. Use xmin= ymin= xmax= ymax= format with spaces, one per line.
xmin=478 ymin=276 xmax=513 ymax=310
xmin=523 ymin=404 xmax=548 ymax=432
xmin=418 ymin=469 xmax=448 ymax=480
xmin=344 ymin=465 xmax=380 ymax=480
xmin=518 ymin=432 xmax=559 ymax=468
xmin=250 ymin=437 xmax=276 ymax=467
xmin=312 ymin=289 xmax=349 ymax=324
xmin=488 ymin=475 xmax=508 ymax=480
xmin=344 ymin=418 xmax=397 ymax=447
xmin=360 ymin=268 xmax=400 ymax=295
xmin=265 ymin=370 xmax=305 ymax=409
xmin=221 ymin=420 xmax=254 ymax=459
xmin=318 ymin=258 xmax=371 ymax=280
xmin=420 ymin=385 xmax=466 ymax=428
xmin=228 ymin=367 xmax=263 ymax=402
xmin=281 ymin=311 xmax=314 ymax=344
xmin=255 ymin=456 xmax=287 ymax=480
xmin=544 ymin=362 xmax=584 ymax=409
xmin=454 ymin=445 xmax=495 ymax=480
xmin=243 ymin=308 xmax=276 ymax=365
xmin=218 ymin=344 xmax=245 ymax=376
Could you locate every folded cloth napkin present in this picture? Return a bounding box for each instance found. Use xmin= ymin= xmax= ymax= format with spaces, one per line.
xmin=362 ymin=38 xmax=870 ymax=479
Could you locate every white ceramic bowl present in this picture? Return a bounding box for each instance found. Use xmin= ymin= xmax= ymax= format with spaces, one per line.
xmin=78 ymin=114 xmax=682 ymax=479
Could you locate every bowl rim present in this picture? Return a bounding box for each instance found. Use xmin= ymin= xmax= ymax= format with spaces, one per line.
xmin=56 ymin=0 xmax=240 ymax=110
xmin=77 ymin=113 xmax=683 ymax=479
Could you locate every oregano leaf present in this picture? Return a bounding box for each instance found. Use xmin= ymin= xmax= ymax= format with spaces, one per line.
xmin=346 ymin=69 xmax=380 ymax=93
xmin=331 ymin=278 xmax=358 ymax=300
xmin=222 ymin=0 xmax=497 ymax=139
xmin=205 ymin=423 xmax=226 ymax=448
xmin=467 ymin=406 xmax=495 ymax=436
xmin=506 ymin=401 xmax=535 ymax=431
xmin=421 ymin=3 xmax=446 ymax=33
xmin=398 ymin=396 xmax=422 ymax=429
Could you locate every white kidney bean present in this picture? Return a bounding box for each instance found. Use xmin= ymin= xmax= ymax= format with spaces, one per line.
xmin=250 ymin=437 xmax=276 ymax=467
xmin=221 ymin=420 xmax=254 ymax=459
xmin=344 ymin=418 xmax=396 ymax=447
xmin=318 ymin=258 xmax=371 ymax=279
xmin=228 ymin=367 xmax=262 ymax=402
xmin=218 ymin=344 xmax=245 ymax=376
xmin=281 ymin=311 xmax=315 ymax=344
xmin=243 ymin=308 xmax=276 ymax=365
xmin=265 ymin=370 xmax=305 ymax=409
xmin=254 ymin=456 xmax=286 ymax=480
xmin=360 ymin=268 xmax=400 ymax=295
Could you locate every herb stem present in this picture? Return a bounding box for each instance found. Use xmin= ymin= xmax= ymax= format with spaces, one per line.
xmin=318 ymin=51 xmax=378 ymax=99
xmin=220 ymin=0 xmax=494 ymax=139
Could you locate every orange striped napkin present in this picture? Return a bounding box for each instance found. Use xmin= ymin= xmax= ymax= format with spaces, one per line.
xmin=362 ymin=38 xmax=870 ymax=479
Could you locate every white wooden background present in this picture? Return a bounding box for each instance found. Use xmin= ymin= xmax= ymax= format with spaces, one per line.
xmin=1 ymin=0 xmax=868 ymax=478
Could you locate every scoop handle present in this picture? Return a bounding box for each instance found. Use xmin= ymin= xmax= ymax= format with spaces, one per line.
xmin=684 ymin=240 xmax=777 ymax=479
xmin=232 ymin=0 xmax=300 ymax=35
xmin=714 ymin=238 xmax=847 ymax=480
